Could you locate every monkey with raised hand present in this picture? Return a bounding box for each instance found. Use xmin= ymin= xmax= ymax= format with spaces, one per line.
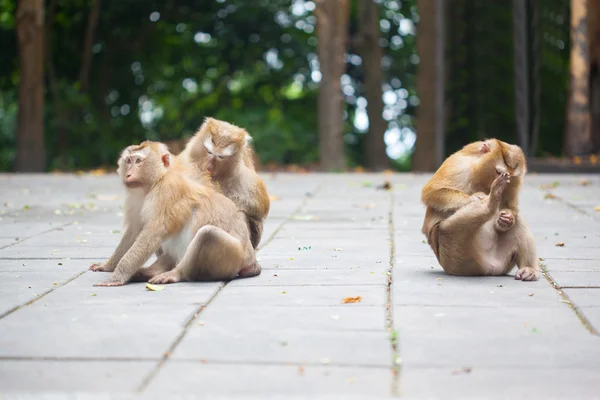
xmin=178 ymin=118 xmax=270 ymax=249
xmin=89 ymin=141 xmax=260 ymax=286
xmin=421 ymin=139 xmax=539 ymax=281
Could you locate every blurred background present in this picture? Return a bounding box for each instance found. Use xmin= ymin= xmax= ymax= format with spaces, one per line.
xmin=0 ymin=0 xmax=598 ymax=173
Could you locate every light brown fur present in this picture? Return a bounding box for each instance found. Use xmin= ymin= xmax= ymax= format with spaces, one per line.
xmin=89 ymin=141 xmax=260 ymax=286
xmin=178 ymin=118 xmax=270 ymax=248
xmin=421 ymin=139 xmax=539 ymax=281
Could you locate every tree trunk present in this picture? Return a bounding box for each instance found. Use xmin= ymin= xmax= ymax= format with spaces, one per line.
xmin=357 ymin=0 xmax=390 ymax=170
xmin=588 ymin=0 xmax=600 ymax=152
xmin=15 ymin=0 xmax=46 ymax=172
xmin=80 ymin=0 xmax=101 ymax=91
xmin=565 ymin=0 xmax=592 ymax=156
xmin=315 ymin=0 xmax=349 ymax=171
xmin=413 ymin=0 xmax=445 ymax=171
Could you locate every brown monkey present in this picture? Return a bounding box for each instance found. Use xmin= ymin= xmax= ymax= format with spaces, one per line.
xmin=89 ymin=141 xmax=260 ymax=286
xmin=178 ymin=118 xmax=270 ymax=249
xmin=421 ymin=139 xmax=539 ymax=281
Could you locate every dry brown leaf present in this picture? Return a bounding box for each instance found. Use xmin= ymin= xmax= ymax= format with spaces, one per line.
xmin=579 ymin=179 xmax=592 ymax=186
xmin=544 ymin=193 xmax=556 ymax=199
xmin=342 ymin=296 xmax=363 ymax=304
xmin=555 ymin=242 xmax=565 ymax=247
xmin=298 ymin=366 xmax=305 ymax=376
xmin=528 ymin=293 xmax=534 ymax=297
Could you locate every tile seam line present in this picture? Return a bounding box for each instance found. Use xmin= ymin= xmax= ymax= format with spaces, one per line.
xmin=0 ymin=270 xmax=86 ymax=320
xmin=136 ymin=183 xmax=322 ymax=393
xmin=541 ymin=264 xmax=599 ymax=336
xmin=539 ymin=187 xmax=598 ymax=221
xmin=387 ymin=187 xmax=400 ymax=397
xmin=0 ymin=222 xmax=74 ymax=251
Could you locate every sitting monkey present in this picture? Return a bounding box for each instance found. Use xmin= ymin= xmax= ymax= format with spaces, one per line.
xmin=90 ymin=141 xmax=260 ymax=286
xmin=421 ymin=139 xmax=539 ymax=281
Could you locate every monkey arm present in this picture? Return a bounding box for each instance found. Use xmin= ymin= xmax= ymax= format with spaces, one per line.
xmin=422 ymin=186 xmax=474 ymax=212
xmin=99 ymin=227 xmax=138 ymax=272
xmin=105 ymin=225 xmax=166 ymax=284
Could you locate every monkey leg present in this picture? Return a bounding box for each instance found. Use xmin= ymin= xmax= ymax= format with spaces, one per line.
xmin=249 ymin=218 xmax=263 ymax=249
xmin=435 ymin=173 xmax=511 ymax=275
xmin=130 ymin=254 xmax=175 ymax=282
xmin=511 ymin=222 xmax=540 ymax=281
xmin=495 ymin=209 xmax=515 ymax=232
xmin=148 ymin=225 xmax=247 ymax=284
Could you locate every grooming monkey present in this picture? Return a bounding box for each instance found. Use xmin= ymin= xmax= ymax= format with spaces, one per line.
xmin=178 ymin=118 xmax=270 ymax=249
xmin=421 ymin=139 xmax=539 ymax=281
xmin=89 ymin=141 xmax=260 ymax=286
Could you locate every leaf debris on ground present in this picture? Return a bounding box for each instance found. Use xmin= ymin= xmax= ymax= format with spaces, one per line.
xmin=146 ymin=283 xmax=165 ymax=291
xmin=555 ymin=242 xmax=565 ymax=247
xmin=341 ymin=296 xmax=362 ymax=304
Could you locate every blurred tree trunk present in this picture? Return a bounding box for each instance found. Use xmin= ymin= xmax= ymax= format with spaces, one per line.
xmin=15 ymin=0 xmax=46 ymax=172
xmin=356 ymin=0 xmax=390 ymax=170
xmin=413 ymin=0 xmax=445 ymax=171
xmin=315 ymin=0 xmax=349 ymax=171
xmin=588 ymin=0 xmax=600 ymax=152
xmin=80 ymin=0 xmax=101 ymax=91
xmin=565 ymin=0 xmax=592 ymax=156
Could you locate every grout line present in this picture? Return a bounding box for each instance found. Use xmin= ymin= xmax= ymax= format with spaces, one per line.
xmin=559 ymin=286 xmax=600 ymax=289
xmin=136 ymin=184 xmax=322 ymax=393
xmin=386 ymin=188 xmax=401 ymax=397
xmin=540 ymin=188 xmax=598 ymax=220
xmin=541 ymin=264 xmax=599 ymax=336
xmin=0 ymin=270 xmax=86 ymax=320
xmin=0 ymin=222 xmax=74 ymax=251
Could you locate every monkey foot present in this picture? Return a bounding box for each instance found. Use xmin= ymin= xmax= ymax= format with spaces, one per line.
xmin=148 ymin=271 xmax=182 ymax=284
xmin=94 ymin=281 xmax=125 ymax=287
xmin=495 ymin=210 xmax=515 ymax=232
xmin=515 ymin=267 xmax=539 ymax=281
xmin=238 ymin=263 xmax=261 ymax=278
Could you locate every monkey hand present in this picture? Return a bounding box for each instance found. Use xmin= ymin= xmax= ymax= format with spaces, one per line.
xmin=148 ymin=270 xmax=183 ymax=285
xmin=495 ymin=209 xmax=515 ymax=232
xmin=94 ymin=280 xmax=125 ymax=287
xmin=515 ymin=267 xmax=539 ymax=281
xmin=89 ymin=262 xmax=114 ymax=272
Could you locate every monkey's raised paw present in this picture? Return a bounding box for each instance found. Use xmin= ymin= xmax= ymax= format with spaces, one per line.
xmin=515 ymin=267 xmax=539 ymax=281
xmin=148 ymin=271 xmax=182 ymax=285
xmin=94 ymin=281 xmax=125 ymax=287
xmin=490 ymin=172 xmax=511 ymax=199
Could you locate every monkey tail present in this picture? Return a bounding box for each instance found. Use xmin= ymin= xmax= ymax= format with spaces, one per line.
xmin=428 ymin=221 xmax=442 ymax=263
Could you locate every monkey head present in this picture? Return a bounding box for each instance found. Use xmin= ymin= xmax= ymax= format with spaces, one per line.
xmin=117 ymin=141 xmax=171 ymax=189
xmin=469 ymin=139 xmax=526 ymax=188
xmin=194 ymin=118 xmax=250 ymax=178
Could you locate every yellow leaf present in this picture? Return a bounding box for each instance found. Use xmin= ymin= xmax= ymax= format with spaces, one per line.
xmin=595 ymin=206 xmax=600 ymax=212
xmin=146 ymin=283 xmax=165 ymax=291
xmin=342 ymin=296 xmax=362 ymax=304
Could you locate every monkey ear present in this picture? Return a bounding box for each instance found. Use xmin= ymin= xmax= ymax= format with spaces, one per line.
xmin=162 ymin=153 xmax=171 ymax=168
xmin=480 ymin=142 xmax=491 ymax=154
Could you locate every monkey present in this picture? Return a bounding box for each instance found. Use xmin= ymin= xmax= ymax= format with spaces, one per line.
xmin=178 ymin=117 xmax=270 ymax=249
xmin=420 ymin=139 xmax=539 ymax=281
xmin=89 ymin=141 xmax=260 ymax=286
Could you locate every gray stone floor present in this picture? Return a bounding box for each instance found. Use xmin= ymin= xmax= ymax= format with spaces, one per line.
xmin=0 ymin=172 xmax=599 ymax=399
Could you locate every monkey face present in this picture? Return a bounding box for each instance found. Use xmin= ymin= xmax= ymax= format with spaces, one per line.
xmin=117 ymin=142 xmax=170 ymax=189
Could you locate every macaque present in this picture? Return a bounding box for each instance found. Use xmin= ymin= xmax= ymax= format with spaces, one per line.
xmin=178 ymin=118 xmax=270 ymax=249
xmin=89 ymin=141 xmax=260 ymax=286
xmin=421 ymin=139 xmax=539 ymax=281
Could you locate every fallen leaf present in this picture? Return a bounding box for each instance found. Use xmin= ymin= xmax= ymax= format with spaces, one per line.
xmin=201 ymin=359 xmax=207 ymax=364
xmin=163 ymin=351 xmax=171 ymax=357
xmin=595 ymin=206 xmax=600 ymax=212
xmin=298 ymin=366 xmax=305 ymax=376
xmin=334 ymin=247 xmax=343 ymax=251
xmin=23 ymin=205 xmax=30 ymax=210
xmin=91 ymin=293 xmax=97 ymax=296
xmin=353 ymin=166 xmax=365 ymax=173
xmin=291 ymin=214 xmax=318 ymax=221
xmin=532 ymin=328 xmax=540 ymax=334
xmin=273 ymin=274 xmax=278 ymax=277
xmin=320 ymin=357 xmax=330 ymax=365
xmin=555 ymin=242 xmax=565 ymax=247
xmin=573 ymin=156 xmax=582 ymax=165
xmin=146 ymin=283 xmax=165 ymax=291
xmin=342 ymin=296 xmax=362 ymax=304
xmin=544 ymin=193 xmax=556 ymax=199
xmin=289 ymin=257 xmax=294 ymax=261
xmin=281 ymin=291 xmax=287 ymax=294
xmin=377 ymin=181 xmax=392 ymax=190
xmin=111 ymin=229 xmax=121 ymax=234
xmin=590 ymin=154 xmax=599 ymax=164
xmin=528 ymin=293 xmax=534 ymax=297
xmin=579 ymin=179 xmax=592 ymax=186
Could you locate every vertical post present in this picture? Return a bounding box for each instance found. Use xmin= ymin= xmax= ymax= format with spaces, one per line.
xmin=513 ymin=0 xmax=530 ymax=156
xmin=434 ymin=0 xmax=445 ymax=167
